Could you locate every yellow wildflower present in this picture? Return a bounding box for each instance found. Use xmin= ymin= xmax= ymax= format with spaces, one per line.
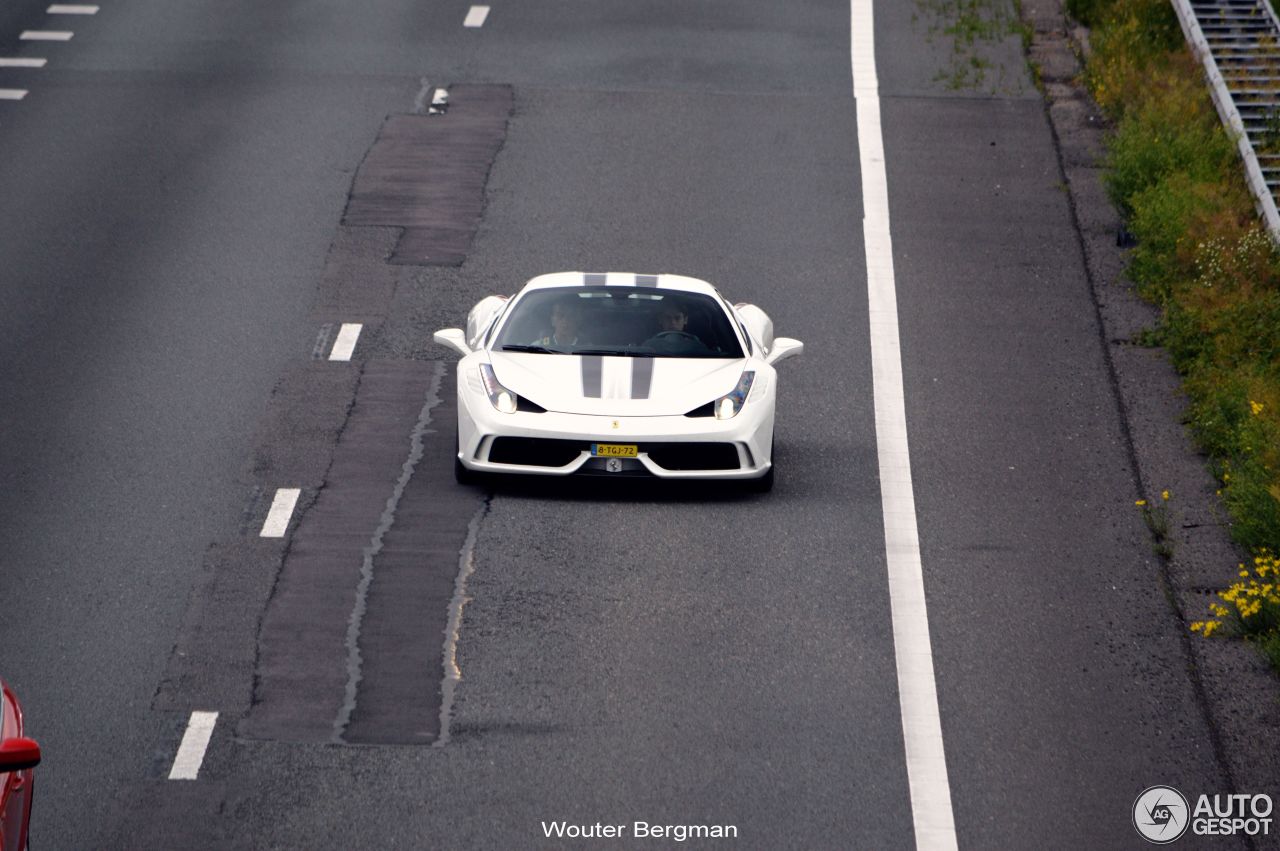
xmin=1135 ymin=499 xmax=1147 ymax=507
xmin=1161 ymin=490 xmax=1170 ymax=501
xmin=1250 ymin=400 xmax=1264 ymax=416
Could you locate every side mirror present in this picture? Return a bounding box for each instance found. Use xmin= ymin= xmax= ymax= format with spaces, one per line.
xmin=735 ymin=304 xmax=774 ymax=352
xmin=766 ymin=337 xmax=803 ymax=366
xmin=433 ymin=328 xmax=471 ymax=357
xmin=465 ymin=295 xmax=510 ymax=349
xmin=0 ymin=737 xmax=41 ymax=772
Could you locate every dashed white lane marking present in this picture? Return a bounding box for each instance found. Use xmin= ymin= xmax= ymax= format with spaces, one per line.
xmin=0 ymin=89 xmax=29 ymax=100
xmin=850 ymin=1 xmax=958 ymax=850
xmin=329 ymin=323 xmax=362 ymax=362
xmin=0 ymin=58 xmax=47 ymax=68
xmin=259 ymin=488 xmax=301 ymax=538
xmin=47 ymin=4 xmax=98 ymax=13
xmin=168 ymin=711 xmax=217 ymax=780
xmin=20 ymin=31 xmax=73 ymax=41
xmin=463 ymin=5 xmax=490 ymax=27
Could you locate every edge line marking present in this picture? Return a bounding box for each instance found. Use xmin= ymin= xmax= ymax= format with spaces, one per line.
xmin=851 ymin=1 xmax=958 ymax=848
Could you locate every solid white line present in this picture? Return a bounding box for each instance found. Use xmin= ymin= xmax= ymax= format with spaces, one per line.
xmin=850 ymin=1 xmax=958 ymax=850
xmin=0 ymin=89 xmax=28 ymax=100
xmin=47 ymin=4 xmax=98 ymax=13
xmin=20 ymin=30 xmax=73 ymax=40
xmin=463 ymin=5 xmax=490 ymax=27
xmin=168 ymin=711 xmax=217 ymax=780
xmin=329 ymin=323 xmax=362 ymax=362
xmin=0 ymin=58 xmax=48 ymax=68
xmin=259 ymin=488 xmax=300 ymax=538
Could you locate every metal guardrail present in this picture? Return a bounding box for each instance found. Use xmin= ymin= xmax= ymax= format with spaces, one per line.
xmin=1171 ymin=0 xmax=1280 ymax=241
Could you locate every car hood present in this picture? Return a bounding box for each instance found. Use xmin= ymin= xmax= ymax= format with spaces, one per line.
xmin=488 ymin=351 xmax=747 ymax=416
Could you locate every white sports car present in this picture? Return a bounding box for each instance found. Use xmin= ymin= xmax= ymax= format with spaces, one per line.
xmin=433 ymin=272 xmax=803 ymax=491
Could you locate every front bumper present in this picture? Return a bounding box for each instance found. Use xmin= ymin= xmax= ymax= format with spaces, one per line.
xmin=456 ymin=388 xmax=775 ymax=480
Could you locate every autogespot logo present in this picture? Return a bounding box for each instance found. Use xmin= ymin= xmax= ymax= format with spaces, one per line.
xmin=1134 ymin=786 xmax=1190 ymax=844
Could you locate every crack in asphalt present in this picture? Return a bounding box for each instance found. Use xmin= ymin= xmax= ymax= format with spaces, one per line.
xmin=434 ymin=492 xmax=491 ymax=748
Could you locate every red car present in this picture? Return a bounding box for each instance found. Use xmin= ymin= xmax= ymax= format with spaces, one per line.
xmin=0 ymin=679 xmax=39 ymax=851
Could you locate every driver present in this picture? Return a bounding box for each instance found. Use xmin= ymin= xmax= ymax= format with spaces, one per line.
xmin=656 ymin=304 xmax=689 ymax=334
xmin=642 ymin=303 xmax=704 ymax=351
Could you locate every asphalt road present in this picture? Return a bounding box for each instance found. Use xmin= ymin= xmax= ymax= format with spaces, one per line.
xmin=0 ymin=0 xmax=1236 ymax=848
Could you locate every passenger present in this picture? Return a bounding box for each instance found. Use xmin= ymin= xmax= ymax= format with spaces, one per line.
xmin=536 ymin=297 xmax=583 ymax=347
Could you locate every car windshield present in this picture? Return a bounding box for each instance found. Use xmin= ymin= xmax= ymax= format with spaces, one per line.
xmin=493 ymin=286 xmax=744 ymax=359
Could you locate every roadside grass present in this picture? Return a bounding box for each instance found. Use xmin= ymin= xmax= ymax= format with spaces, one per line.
xmin=1073 ymin=0 xmax=1280 ymax=667
xmin=1136 ymin=492 xmax=1174 ymax=560
xmin=915 ymin=0 xmax=1033 ymax=91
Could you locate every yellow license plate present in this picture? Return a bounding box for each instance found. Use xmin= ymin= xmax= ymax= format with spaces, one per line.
xmin=592 ymin=443 xmax=638 ymax=458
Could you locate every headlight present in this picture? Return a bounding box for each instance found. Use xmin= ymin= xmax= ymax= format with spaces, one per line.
xmin=479 ymin=363 xmax=518 ymax=414
xmin=715 ymin=371 xmax=755 ymax=419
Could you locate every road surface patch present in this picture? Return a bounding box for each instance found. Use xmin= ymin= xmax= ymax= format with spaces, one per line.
xmin=342 ymin=84 xmax=512 ymax=265
xmin=245 ymin=361 xmax=479 ymax=744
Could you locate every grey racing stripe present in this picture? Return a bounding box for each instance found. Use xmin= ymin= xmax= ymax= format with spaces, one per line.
xmin=635 ymin=274 xmax=658 ymax=287
xmin=583 ymin=273 xmax=607 ymax=286
xmin=581 ymin=355 xmax=603 ymax=398
xmin=630 ymin=357 xmax=653 ymax=399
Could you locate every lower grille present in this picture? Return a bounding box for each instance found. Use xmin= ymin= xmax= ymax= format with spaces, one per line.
xmin=488 ymin=437 xmax=585 ymax=467
xmin=486 ymin=438 xmax=742 ymax=471
xmin=644 ymin=443 xmax=740 ymax=471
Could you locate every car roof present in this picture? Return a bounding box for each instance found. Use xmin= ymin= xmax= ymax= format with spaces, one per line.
xmin=521 ymin=272 xmax=723 ymax=297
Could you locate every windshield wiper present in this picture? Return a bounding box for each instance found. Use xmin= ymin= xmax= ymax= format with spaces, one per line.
xmin=501 ymin=344 xmax=562 ymax=354
xmin=572 ymin=348 xmax=655 ymax=358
